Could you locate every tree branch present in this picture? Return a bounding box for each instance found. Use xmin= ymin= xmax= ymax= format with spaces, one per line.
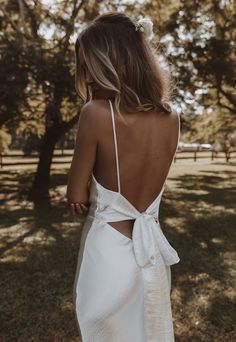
xmin=60 ymin=0 xmax=86 ymax=53
xmin=63 ymin=111 xmax=80 ymax=131
xmin=218 ymin=101 xmax=236 ymax=114
xmin=219 ymin=86 xmax=236 ymax=108
xmin=0 ymin=6 xmax=31 ymax=39
xmin=22 ymin=0 xmax=41 ymax=39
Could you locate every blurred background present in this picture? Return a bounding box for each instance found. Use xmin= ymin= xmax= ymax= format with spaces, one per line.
xmin=0 ymin=0 xmax=235 ymax=341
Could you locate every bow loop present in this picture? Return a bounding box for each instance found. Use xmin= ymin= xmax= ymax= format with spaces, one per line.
xmin=132 ymin=212 xmax=180 ymax=268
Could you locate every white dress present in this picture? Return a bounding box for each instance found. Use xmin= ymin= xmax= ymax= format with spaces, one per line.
xmin=73 ymin=99 xmax=180 ymax=342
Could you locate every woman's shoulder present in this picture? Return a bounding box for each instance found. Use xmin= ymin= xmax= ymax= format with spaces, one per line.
xmin=79 ymin=99 xmax=110 ymax=121
xmin=161 ymin=102 xmax=180 ymax=126
xmin=167 ymin=106 xmax=180 ymax=125
xmin=80 ymin=99 xmax=110 ymax=114
xmin=78 ymin=100 xmax=111 ymax=134
xmin=154 ymin=105 xmax=179 ymax=132
xmin=156 ymin=104 xmax=180 ymax=149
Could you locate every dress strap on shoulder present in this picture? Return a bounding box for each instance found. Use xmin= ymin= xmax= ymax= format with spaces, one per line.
xmin=108 ymin=99 xmax=121 ymax=193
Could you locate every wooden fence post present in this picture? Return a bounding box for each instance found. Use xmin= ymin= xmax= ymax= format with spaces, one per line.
xmin=211 ymin=151 xmax=214 ymax=161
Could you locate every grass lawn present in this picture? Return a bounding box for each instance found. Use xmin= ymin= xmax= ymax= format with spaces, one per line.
xmin=0 ymin=160 xmax=235 ymax=341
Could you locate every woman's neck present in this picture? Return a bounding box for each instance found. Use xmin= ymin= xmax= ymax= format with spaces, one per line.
xmin=93 ymin=89 xmax=113 ymax=100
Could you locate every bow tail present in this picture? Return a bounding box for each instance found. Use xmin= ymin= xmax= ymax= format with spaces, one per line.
xmin=153 ymin=222 xmax=180 ymax=266
xmin=132 ymin=215 xmax=179 ymax=340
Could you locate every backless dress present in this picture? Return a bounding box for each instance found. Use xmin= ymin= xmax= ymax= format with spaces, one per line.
xmin=73 ymin=99 xmax=180 ymax=341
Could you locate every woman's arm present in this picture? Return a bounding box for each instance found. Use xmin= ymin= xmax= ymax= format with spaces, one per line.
xmin=66 ymin=102 xmax=98 ymax=216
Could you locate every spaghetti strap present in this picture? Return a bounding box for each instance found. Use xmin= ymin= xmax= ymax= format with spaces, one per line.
xmin=108 ymin=99 xmax=121 ymax=193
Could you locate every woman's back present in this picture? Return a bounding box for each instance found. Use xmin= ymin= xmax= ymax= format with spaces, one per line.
xmin=91 ymin=99 xmax=179 ymax=238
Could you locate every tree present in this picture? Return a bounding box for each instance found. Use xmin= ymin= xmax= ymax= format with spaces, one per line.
xmin=160 ymin=0 xmax=236 ymax=115
xmin=0 ymin=128 xmax=12 ymax=167
xmin=0 ymin=128 xmax=12 ymax=153
xmin=143 ymin=0 xmax=236 ymax=147
xmin=0 ymin=0 xmax=99 ymax=199
xmin=182 ymin=108 xmax=236 ymax=162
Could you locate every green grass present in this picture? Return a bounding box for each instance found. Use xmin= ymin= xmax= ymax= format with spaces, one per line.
xmin=0 ymin=160 xmax=235 ymax=341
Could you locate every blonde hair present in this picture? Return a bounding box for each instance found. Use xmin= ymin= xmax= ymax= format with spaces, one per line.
xmin=75 ymin=12 xmax=172 ymax=117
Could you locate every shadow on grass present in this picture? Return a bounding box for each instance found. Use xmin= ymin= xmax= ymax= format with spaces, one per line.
xmin=0 ymin=166 xmax=235 ymax=341
xmin=161 ymin=167 xmax=235 ymax=341
xmin=1 ymin=169 xmax=83 ymax=340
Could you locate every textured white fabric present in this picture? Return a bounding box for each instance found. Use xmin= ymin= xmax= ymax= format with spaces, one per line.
xmin=73 ymin=99 xmax=180 ymax=341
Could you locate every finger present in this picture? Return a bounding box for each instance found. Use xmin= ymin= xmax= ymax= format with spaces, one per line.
xmin=80 ymin=205 xmax=89 ymax=215
xmin=74 ymin=203 xmax=83 ymax=215
xmin=80 ymin=203 xmax=89 ymax=212
xmin=67 ymin=200 xmax=72 ymax=210
xmin=69 ymin=203 xmax=76 ymax=216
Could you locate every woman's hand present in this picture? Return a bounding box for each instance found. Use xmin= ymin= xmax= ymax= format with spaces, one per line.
xmin=67 ymin=200 xmax=90 ymax=216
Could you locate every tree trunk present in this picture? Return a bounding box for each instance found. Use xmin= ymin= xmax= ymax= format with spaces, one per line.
xmin=29 ymin=114 xmax=79 ymax=201
xmin=29 ymin=125 xmax=62 ymax=200
xmin=225 ymin=151 xmax=230 ymax=162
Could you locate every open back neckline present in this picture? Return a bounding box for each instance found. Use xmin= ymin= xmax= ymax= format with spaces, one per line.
xmin=91 ymin=98 xmax=166 ymax=214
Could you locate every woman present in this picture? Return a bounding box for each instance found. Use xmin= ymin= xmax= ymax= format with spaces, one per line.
xmin=67 ymin=12 xmax=180 ymax=342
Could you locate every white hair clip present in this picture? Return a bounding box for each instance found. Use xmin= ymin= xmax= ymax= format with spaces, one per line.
xmin=135 ymin=18 xmax=154 ymax=41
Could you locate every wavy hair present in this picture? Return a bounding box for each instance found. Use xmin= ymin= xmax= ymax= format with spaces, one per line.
xmin=75 ymin=12 xmax=172 ymax=117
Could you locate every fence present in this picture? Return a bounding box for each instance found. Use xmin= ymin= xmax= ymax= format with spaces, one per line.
xmin=0 ymin=150 xmax=236 ymax=168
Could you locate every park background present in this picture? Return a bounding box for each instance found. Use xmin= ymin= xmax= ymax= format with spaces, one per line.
xmin=0 ymin=0 xmax=235 ymax=341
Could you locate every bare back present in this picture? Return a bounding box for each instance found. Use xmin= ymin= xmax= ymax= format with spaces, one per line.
xmin=92 ymin=99 xmax=180 ymax=239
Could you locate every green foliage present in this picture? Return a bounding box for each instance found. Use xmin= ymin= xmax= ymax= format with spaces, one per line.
xmin=16 ymin=120 xmax=45 ymax=154
xmin=159 ymin=0 xmax=236 ymax=115
xmin=0 ymin=1 xmax=84 ymax=133
xmin=0 ymin=0 xmax=111 ymax=196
